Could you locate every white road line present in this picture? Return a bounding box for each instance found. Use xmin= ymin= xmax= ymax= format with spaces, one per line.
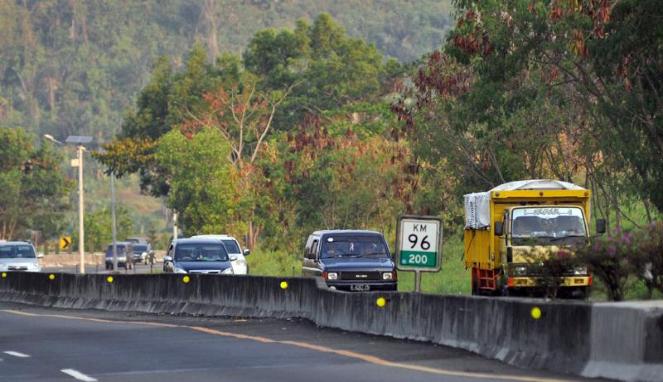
xmin=3 ymin=351 xmax=30 ymax=358
xmin=60 ymin=369 xmax=97 ymax=382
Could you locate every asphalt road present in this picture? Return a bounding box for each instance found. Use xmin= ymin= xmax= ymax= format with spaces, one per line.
xmin=0 ymin=302 xmax=609 ymax=382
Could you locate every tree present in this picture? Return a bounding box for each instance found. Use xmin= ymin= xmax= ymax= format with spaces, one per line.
xmin=155 ymin=128 xmax=237 ymax=234
xmin=0 ymin=127 xmax=70 ymax=241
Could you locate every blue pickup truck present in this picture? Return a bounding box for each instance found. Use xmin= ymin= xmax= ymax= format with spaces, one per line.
xmin=302 ymin=230 xmax=397 ymax=291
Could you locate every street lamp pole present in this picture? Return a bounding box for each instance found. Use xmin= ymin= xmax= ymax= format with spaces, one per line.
xmin=43 ymin=134 xmax=92 ymax=275
xmin=77 ymin=145 xmax=86 ymax=274
xmin=111 ymin=173 xmax=118 ymax=271
xmin=173 ymin=212 xmax=178 ymax=241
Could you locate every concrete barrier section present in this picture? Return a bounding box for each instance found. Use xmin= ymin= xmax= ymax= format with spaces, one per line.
xmin=1 ymin=272 xmax=661 ymax=382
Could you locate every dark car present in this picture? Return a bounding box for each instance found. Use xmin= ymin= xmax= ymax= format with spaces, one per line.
xmin=163 ymin=238 xmax=233 ymax=275
xmin=302 ymin=230 xmax=397 ymax=291
xmin=130 ymin=243 xmax=153 ymax=264
xmin=105 ymin=242 xmax=133 ymax=270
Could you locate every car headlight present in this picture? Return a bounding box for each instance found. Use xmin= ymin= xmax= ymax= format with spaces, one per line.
xmin=327 ymin=272 xmax=338 ymax=280
xmin=574 ymin=266 xmax=588 ymax=275
xmin=382 ymin=272 xmax=394 ymax=280
xmin=222 ymin=267 xmax=233 ymax=275
xmin=173 ymin=267 xmax=187 ymax=274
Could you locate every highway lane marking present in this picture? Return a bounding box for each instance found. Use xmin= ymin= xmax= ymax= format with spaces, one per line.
xmin=61 ymin=368 xmax=97 ymax=382
xmin=3 ymin=350 xmax=30 ymax=358
xmin=1 ymin=309 xmax=578 ymax=382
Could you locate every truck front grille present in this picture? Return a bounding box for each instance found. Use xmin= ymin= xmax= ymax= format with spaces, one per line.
xmin=340 ymin=271 xmax=380 ymax=280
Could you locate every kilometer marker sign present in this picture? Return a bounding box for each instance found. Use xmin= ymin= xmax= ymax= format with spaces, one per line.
xmin=396 ymin=216 xmax=442 ymax=272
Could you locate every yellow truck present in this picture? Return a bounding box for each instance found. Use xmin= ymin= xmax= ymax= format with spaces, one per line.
xmin=464 ymin=180 xmax=605 ymax=298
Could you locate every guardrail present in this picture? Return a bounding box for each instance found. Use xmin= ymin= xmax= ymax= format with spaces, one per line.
xmin=0 ymin=272 xmax=661 ymax=382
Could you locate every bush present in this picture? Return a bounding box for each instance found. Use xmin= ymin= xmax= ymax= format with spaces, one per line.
xmin=576 ymin=228 xmax=637 ymax=301
xmin=631 ymin=222 xmax=663 ymax=298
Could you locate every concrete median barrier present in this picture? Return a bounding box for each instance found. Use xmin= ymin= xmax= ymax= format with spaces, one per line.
xmin=1 ymin=271 xmax=661 ymax=382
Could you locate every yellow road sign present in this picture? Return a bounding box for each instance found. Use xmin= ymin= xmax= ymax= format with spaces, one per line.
xmin=59 ymin=236 xmax=72 ymax=250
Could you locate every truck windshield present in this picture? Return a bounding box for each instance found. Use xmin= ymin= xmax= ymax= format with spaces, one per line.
xmin=511 ymin=207 xmax=587 ymax=245
xmin=321 ymin=236 xmax=389 ymax=258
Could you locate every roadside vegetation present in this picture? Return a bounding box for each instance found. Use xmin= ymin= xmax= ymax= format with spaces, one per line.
xmin=1 ymin=2 xmax=661 ymax=301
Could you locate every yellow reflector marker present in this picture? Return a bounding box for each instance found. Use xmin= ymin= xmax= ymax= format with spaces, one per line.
xmin=376 ymin=297 xmax=386 ymax=308
xmin=106 ymin=276 xmax=114 ymax=283
xmin=1 ymin=272 xmax=6 ymax=279
xmin=182 ymin=275 xmax=190 ymax=284
xmin=531 ymin=306 xmax=542 ymax=320
xmin=280 ymin=281 xmax=288 ymax=290
xmin=48 ymin=274 xmax=56 ymax=280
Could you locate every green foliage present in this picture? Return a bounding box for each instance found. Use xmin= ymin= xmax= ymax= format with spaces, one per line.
xmin=0 ymin=1 xmax=451 ymax=143
xmin=0 ymin=127 xmax=71 ymax=241
xmin=244 ymin=14 xmax=391 ymax=129
xmin=81 ymin=206 xmax=134 ymax=253
xmin=155 ymin=128 xmax=236 ymax=234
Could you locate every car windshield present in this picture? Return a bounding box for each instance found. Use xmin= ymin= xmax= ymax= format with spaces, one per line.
xmin=0 ymin=245 xmax=36 ymax=259
xmin=221 ymin=239 xmax=240 ymax=253
xmin=133 ymin=245 xmax=148 ymax=252
xmin=175 ymin=243 xmax=229 ymax=262
xmin=511 ymin=207 xmax=587 ymax=245
xmin=321 ymin=236 xmax=389 ymax=258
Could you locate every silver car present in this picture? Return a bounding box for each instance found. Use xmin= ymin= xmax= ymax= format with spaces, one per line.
xmin=190 ymin=235 xmax=250 ymax=275
xmin=0 ymin=241 xmax=42 ymax=272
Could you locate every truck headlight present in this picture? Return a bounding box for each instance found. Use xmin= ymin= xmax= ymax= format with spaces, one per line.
xmin=173 ymin=267 xmax=187 ymax=274
xmin=574 ymin=266 xmax=588 ymax=275
xmin=326 ymin=272 xmax=338 ymax=280
xmin=382 ymin=272 xmax=394 ymax=280
xmin=513 ymin=265 xmax=527 ymax=276
xmin=222 ymin=267 xmax=234 ymax=275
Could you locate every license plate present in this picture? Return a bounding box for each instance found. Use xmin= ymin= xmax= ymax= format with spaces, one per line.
xmin=350 ymin=284 xmax=370 ymax=291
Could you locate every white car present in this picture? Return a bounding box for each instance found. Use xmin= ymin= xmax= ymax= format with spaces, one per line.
xmin=190 ymin=235 xmax=250 ymax=275
xmin=0 ymin=241 xmax=42 ymax=272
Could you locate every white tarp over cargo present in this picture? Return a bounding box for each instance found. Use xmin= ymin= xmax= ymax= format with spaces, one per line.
xmin=464 ymin=179 xmax=586 ymax=229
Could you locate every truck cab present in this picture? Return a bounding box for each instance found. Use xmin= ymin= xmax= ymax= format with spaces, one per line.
xmin=497 ymin=205 xmax=592 ymax=295
xmin=464 ymin=179 xmax=601 ymax=298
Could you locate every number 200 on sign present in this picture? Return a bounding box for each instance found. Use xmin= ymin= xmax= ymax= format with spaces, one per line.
xmin=408 ymin=253 xmax=428 ymax=264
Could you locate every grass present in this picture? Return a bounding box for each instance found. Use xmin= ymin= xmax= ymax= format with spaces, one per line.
xmin=248 ymin=248 xmax=302 ymax=277
xmin=396 ymin=236 xmax=470 ymax=295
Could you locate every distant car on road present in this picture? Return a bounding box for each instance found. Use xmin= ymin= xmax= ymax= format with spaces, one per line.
xmin=302 ymin=230 xmax=397 ymax=291
xmin=130 ymin=243 xmax=153 ymax=264
xmin=190 ymin=234 xmax=250 ymax=275
xmin=126 ymin=237 xmax=149 ymax=245
xmin=0 ymin=241 xmax=42 ymax=272
xmin=163 ymin=238 xmax=233 ymax=275
xmin=105 ymin=242 xmax=133 ymax=270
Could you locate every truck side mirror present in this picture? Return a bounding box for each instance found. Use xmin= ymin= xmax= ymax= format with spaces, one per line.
xmin=243 ymin=248 xmax=250 ymax=256
xmin=494 ymin=221 xmax=504 ymax=236
xmin=163 ymin=256 xmax=173 ymax=263
xmin=596 ymin=219 xmax=606 ymax=235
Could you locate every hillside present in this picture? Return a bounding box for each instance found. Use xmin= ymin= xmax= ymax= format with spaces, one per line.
xmin=0 ymin=0 xmax=452 ymax=141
